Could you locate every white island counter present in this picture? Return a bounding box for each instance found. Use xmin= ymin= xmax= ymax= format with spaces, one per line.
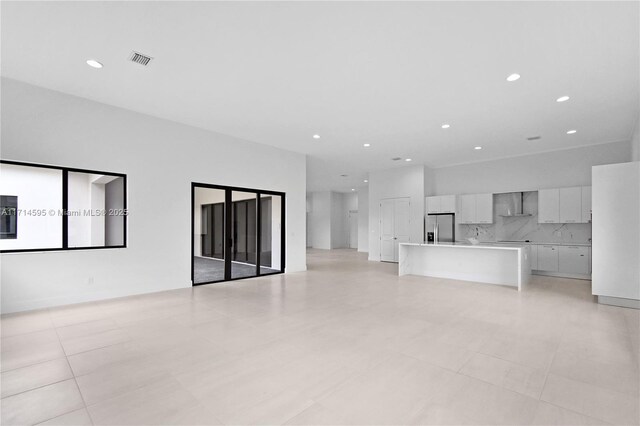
xmin=399 ymin=242 xmax=531 ymax=291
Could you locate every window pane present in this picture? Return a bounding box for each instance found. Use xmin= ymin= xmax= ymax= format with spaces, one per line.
xmin=260 ymin=194 xmax=282 ymax=274
xmin=193 ymin=186 xmax=226 ymax=284
xmin=0 ymin=163 xmax=63 ymax=250
xmin=68 ymin=172 xmax=125 ymax=248
xmin=231 ymin=191 xmax=257 ymax=280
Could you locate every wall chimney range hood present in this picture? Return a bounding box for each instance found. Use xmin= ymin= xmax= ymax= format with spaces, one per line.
xmin=499 ymin=192 xmax=532 ymax=217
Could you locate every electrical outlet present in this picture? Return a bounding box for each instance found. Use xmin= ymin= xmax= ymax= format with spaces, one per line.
xmin=88 ymin=277 xmax=94 ymax=285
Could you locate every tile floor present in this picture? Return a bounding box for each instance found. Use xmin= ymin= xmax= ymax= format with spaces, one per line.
xmin=1 ymin=249 xmax=639 ymax=425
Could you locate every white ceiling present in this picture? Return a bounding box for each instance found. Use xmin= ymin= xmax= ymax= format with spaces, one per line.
xmin=2 ymin=1 xmax=638 ymax=192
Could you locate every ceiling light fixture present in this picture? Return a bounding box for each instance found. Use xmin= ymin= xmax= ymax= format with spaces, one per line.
xmin=441 ymin=124 xmax=451 ymax=129
xmin=556 ymin=96 xmax=570 ymax=103
xmin=474 ymin=146 xmax=482 ymax=150
xmin=405 ymin=158 xmax=412 ymax=162
xmin=567 ymin=130 xmax=577 ymax=134
xmin=506 ymin=73 xmax=521 ymax=82
xmin=363 ymin=143 xmax=370 ymax=147
xmin=86 ymin=59 xmax=103 ymax=69
xmin=313 ymin=134 xmax=320 ymax=139
xmin=364 ymin=179 xmax=368 ymax=183
xmin=351 ymin=189 xmax=355 ymax=191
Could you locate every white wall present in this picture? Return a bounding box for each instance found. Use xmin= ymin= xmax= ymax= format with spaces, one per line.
xmin=631 ymin=117 xmax=640 ymax=162
xmin=368 ymin=165 xmax=425 ymax=261
xmin=308 ymin=190 xmax=353 ymax=250
xmin=330 ymin=192 xmax=346 ymax=249
xmin=357 ymin=186 xmax=369 ymax=253
xmin=309 ymin=191 xmax=331 ymax=250
xmin=592 ymin=161 xmax=640 ymax=303
xmin=0 ymin=164 xmax=63 ymax=250
xmin=431 ymin=141 xmax=631 ymax=195
xmin=0 ymin=78 xmax=306 ymax=313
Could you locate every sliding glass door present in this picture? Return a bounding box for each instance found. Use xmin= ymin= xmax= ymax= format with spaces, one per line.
xmin=192 ymin=183 xmax=284 ymax=285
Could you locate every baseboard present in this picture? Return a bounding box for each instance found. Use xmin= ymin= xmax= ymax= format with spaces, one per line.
xmin=597 ymin=296 xmax=640 ymax=309
xmin=532 ymin=270 xmax=591 ymax=281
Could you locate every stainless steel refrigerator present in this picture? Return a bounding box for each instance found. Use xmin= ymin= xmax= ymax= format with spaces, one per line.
xmin=425 ymin=213 xmax=455 ymax=243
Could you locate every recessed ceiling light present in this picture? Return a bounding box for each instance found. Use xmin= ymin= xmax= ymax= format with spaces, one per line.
xmin=474 ymin=146 xmax=482 ymax=150
xmin=363 ymin=143 xmax=371 ymax=147
xmin=506 ymin=73 xmax=521 ymax=82
xmin=441 ymin=124 xmax=451 ymax=129
xmin=364 ymin=179 xmax=368 ymax=183
xmin=351 ymin=189 xmax=356 ymax=191
xmin=313 ymin=134 xmax=320 ymax=139
xmin=86 ymin=59 xmax=103 ymax=69
xmin=556 ymin=96 xmax=570 ymax=103
xmin=405 ymin=158 xmax=412 ymax=162
xmin=567 ymin=129 xmax=577 ymax=134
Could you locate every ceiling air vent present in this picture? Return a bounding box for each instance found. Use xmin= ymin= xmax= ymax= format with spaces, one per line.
xmin=392 ymin=157 xmax=402 ymax=161
xmin=129 ymin=51 xmax=153 ymax=66
xmin=527 ymin=136 xmax=541 ymax=141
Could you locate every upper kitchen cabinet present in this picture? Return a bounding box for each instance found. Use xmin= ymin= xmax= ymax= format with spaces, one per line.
xmin=538 ymin=189 xmax=560 ymax=223
xmin=458 ymin=193 xmax=493 ymax=224
xmin=426 ymin=195 xmax=456 ymax=214
xmin=539 ymin=186 xmax=591 ymax=224
xmin=426 ymin=196 xmax=440 ymax=214
xmin=559 ymin=187 xmax=582 ymax=223
xmin=581 ymin=186 xmax=592 ymax=223
xmin=440 ymin=195 xmax=456 ymax=213
xmin=475 ymin=193 xmax=493 ymax=223
xmin=458 ymin=195 xmax=475 ymax=224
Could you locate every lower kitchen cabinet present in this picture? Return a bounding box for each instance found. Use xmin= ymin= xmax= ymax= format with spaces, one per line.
xmin=537 ymin=245 xmax=559 ymax=272
xmin=529 ymin=244 xmax=538 ymax=270
xmin=559 ymin=245 xmax=589 ymax=275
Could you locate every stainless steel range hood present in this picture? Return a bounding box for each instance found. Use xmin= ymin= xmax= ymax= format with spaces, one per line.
xmin=499 ymin=192 xmax=532 ymax=217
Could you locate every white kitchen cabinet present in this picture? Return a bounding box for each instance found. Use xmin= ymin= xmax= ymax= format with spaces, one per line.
xmin=475 ymin=193 xmax=493 ymax=224
xmin=559 ymin=245 xmax=589 ymax=275
xmin=458 ymin=194 xmax=476 ymax=224
xmin=538 ymin=245 xmax=559 ymax=272
xmin=538 ymin=189 xmax=560 ymax=223
xmin=559 ymin=187 xmax=582 ymax=223
xmin=581 ymin=186 xmax=592 ymax=223
xmin=440 ymin=195 xmax=456 ymax=213
xmin=458 ymin=193 xmax=493 ymax=224
xmin=426 ymin=195 xmax=456 ymax=214
xmin=530 ymin=244 xmax=538 ymax=270
xmin=426 ymin=196 xmax=440 ymax=214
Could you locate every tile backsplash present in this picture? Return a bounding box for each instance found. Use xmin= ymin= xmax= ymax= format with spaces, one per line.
xmin=458 ymin=191 xmax=591 ymax=244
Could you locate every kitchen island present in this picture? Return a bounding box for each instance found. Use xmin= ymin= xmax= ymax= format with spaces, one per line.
xmin=399 ymin=242 xmax=531 ymax=290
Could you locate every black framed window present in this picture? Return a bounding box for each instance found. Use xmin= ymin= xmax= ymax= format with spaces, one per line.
xmin=0 ymin=160 xmax=127 ymax=253
xmin=192 ymin=183 xmax=285 ymax=285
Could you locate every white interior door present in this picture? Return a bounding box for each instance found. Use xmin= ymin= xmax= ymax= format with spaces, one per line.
xmin=348 ymin=211 xmax=358 ymax=249
xmin=380 ymin=197 xmax=411 ymax=262
xmin=380 ymin=200 xmax=396 ymax=262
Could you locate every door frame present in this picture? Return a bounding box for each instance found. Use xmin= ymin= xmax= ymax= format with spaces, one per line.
xmin=191 ymin=182 xmax=286 ymax=286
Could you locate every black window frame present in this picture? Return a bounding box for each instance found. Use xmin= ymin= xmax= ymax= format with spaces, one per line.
xmin=0 ymin=159 xmax=127 ymax=254
xmin=191 ymin=182 xmax=286 ymax=286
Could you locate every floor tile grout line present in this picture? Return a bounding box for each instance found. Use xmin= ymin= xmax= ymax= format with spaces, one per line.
xmin=0 ymin=376 xmax=75 ymax=401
